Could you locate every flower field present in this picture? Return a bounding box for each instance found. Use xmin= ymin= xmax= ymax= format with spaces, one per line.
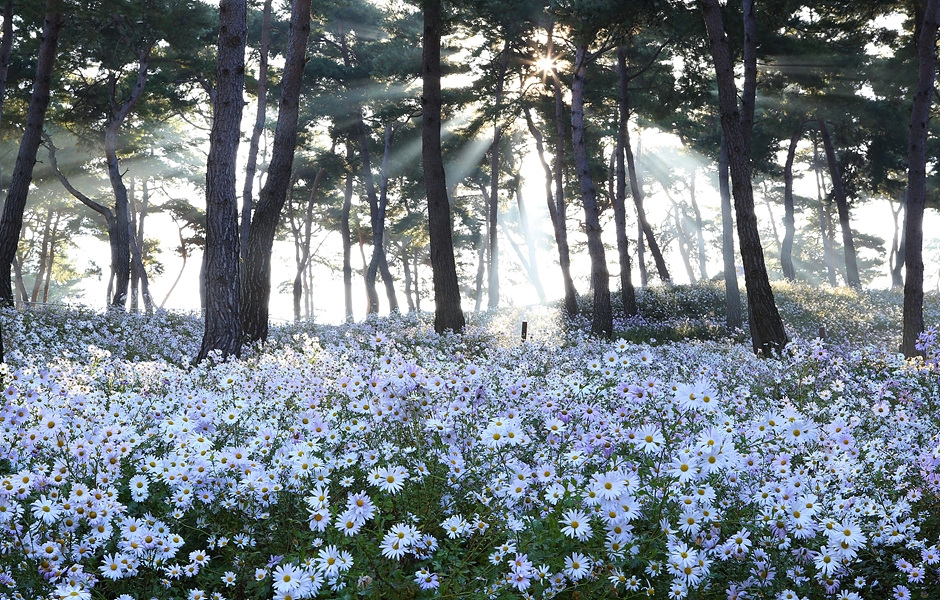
xmin=2 ymin=284 xmax=940 ymax=600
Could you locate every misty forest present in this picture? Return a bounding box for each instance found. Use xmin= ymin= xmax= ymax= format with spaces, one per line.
xmin=3 ymin=1 xmax=940 ymax=599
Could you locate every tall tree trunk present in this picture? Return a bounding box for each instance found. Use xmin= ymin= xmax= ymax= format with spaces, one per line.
xmin=812 ymin=135 xmax=838 ymax=285
xmin=718 ymin=134 xmax=741 ymax=328
xmin=130 ymin=178 xmax=139 ymax=311
xmin=523 ymin=107 xmax=579 ymax=316
xmin=703 ymin=0 xmax=786 ymax=354
xmin=689 ymin=169 xmax=708 ymax=280
xmin=890 ymin=196 xmax=905 ymax=289
xmin=367 ymin=123 xmax=399 ymax=313
xmin=0 ymin=1 xmax=62 ymax=316
xmin=637 ymin=220 xmax=648 ymax=286
xmin=399 ymin=242 xmax=415 ymax=313
xmin=673 ymin=201 xmax=697 ymax=283
xmin=242 ymin=0 xmax=311 ymax=342
xmin=240 ymin=0 xmax=272 ymax=266
xmin=487 ymin=40 xmax=510 ymax=310
xmin=624 ymin=106 xmax=670 ymax=283
xmin=342 ymin=144 xmax=354 ymax=322
xmin=473 ymin=195 xmax=487 ymax=313
xmin=615 ymin=47 xmax=638 ymax=316
xmin=31 ymin=207 xmax=53 ymax=303
xmin=12 ymin=254 xmax=27 ymax=306
xmin=781 ymin=120 xmax=802 ymax=281
xmin=137 ymin=178 xmax=152 ymax=313
xmin=571 ymin=46 xmax=612 ymax=338
xmin=197 ymin=0 xmax=248 ymax=362
xmin=0 ymin=0 xmax=14 ymax=132
xmin=902 ymin=0 xmax=939 ymax=357
xmin=817 ymin=117 xmax=861 ymax=289
xmin=41 ymin=211 xmax=59 ymax=303
xmin=422 ymin=0 xmax=465 ymax=333
xmin=293 ymin=168 xmax=324 ymax=322
xmin=160 ymin=225 xmax=188 ymax=309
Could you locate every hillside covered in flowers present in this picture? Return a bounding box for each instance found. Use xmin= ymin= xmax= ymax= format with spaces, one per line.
xmin=2 ymin=283 xmax=940 ymax=600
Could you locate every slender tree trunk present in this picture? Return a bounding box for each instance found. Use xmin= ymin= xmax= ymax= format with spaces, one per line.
xmin=473 ymin=196 xmax=487 ymax=312
xmin=130 ymin=178 xmax=139 ymax=311
xmin=160 ymin=225 xmax=188 ymax=309
xmin=523 ymin=107 xmax=579 ymax=317
xmin=812 ymin=135 xmax=838 ymax=285
xmin=487 ymin=41 xmax=510 ymax=310
xmin=781 ymin=120 xmax=802 ymax=281
xmin=817 ymin=117 xmax=861 ymax=288
xmin=413 ymin=249 xmax=422 ymax=312
xmin=0 ymin=0 xmax=14 ymax=133
xmin=41 ymin=211 xmax=59 ymax=303
xmin=367 ymin=123 xmax=399 ymax=313
xmin=293 ymin=168 xmax=323 ymax=322
xmin=571 ymin=46 xmax=612 ymax=338
xmin=31 ymin=207 xmax=53 ymax=303
xmin=422 ymin=0 xmax=465 ymax=333
xmin=890 ymin=195 xmax=905 ymax=289
xmin=689 ymin=169 xmax=708 ymax=280
xmin=197 ymin=0 xmax=247 ymax=361
xmin=673 ymin=201 xmax=697 ymax=283
xmin=614 ymin=47 xmax=638 ymax=316
xmin=0 ymin=1 xmax=62 ymax=315
xmin=342 ymin=144 xmax=354 ymax=322
xmin=902 ymin=0 xmax=939 ymax=357
xmin=703 ymin=0 xmax=786 ymax=353
xmin=624 ymin=107 xmax=670 ymax=283
xmin=242 ymin=0 xmax=311 ymax=342
xmin=400 ymin=242 xmax=415 ymax=313
xmin=637 ymin=220 xmax=647 ymax=286
xmin=240 ymin=0 xmax=272 ymax=266
xmin=12 ymin=254 xmax=27 ymax=306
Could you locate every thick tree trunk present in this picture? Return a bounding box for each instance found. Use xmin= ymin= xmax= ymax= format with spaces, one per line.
xmin=422 ymin=0 xmax=465 ymax=333
xmin=523 ymin=107 xmax=579 ymax=317
xmin=197 ymin=0 xmax=248 ymax=362
xmin=624 ymin=110 xmax=670 ymax=283
xmin=781 ymin=120 xmax=802 ymax=281
xmin=571 ymin=46 xmax=612 ymax=338
xmin=703 ymin=0 xmax=786 ymax=354
xmin=817 ymin=117 xmax=861 ymax=289
xmin=615 ymin=47 xmax=638 ymax=317
xmin=242 ymin=0 xmax=311 ymax=343
xmin=0 ymin=2 xmax=62 ymax=312
xmin=342 ymin=144 xmax=354 ymax=322
xmin=902 ymin=0 xmax=939 ymax=357
xmin=240 ymin=0 xmax=272 ymax=266
xmin=487 ymin=41 xmax=510 ymax=310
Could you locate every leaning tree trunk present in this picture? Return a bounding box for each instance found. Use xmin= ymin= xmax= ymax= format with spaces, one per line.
xmin=548 ymin=30 xmax=580 ymax=317
xmin=817 ymin=117 xmax=861 ymax=289
xmin=781 ymin=120 xmax=803 ymax=281
xmin=523 ymin=107 xmax=579 ymax=316
xmin=703 ymin=0 xmax=786 ymax=355
xmin=422 ymin=0 xmax=465 ymax=333
xmin=571 ymin=45 xmax=612 ymax=338
xmin=197 ymin=0 xmax=248 ymax=362
xmin=0 ymin=1 xmax=62 ymax=312
xmin=240 ymin=0 xmax=272 ymax=266
xmin=615 ymin=47 xmax=638 ymax=317
xmin=902 ymin=0 xmax=940 ymax=357
xmin=242 ymin=0 xmax=311 ymax=343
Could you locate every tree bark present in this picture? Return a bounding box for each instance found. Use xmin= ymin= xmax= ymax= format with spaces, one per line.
xmin=702 ymin=0 xmax=786 ymax=354
xmin=571 ymin=46 xmax=612 ymax=338
xmin=31 ymin=207 xmax=53 ymax=303
xmin=812 ymin=135 xmax=838 ymax=285
xmin=242 ymin=0 xmax=311 ymax=343
xmin=781 ymin=120 xmax=802 ymax=281
xmin=293 ymin=168 xmax=323 ymax=322
xmin=197 ymin=0 xmax=248 ymax=362
xmin=719 ymin=134 xmax=741 ymax=328
xmin=615 ymin=47 xmax=638 ymax=317
xmin=240 ymin=0 xmax=272 ymax=266
xmin=890 ymin=195 xmax=905 ymax=289
xmin=41 ymin=211 xmax=59 ymax=303
xmin=902 ymin=0 xmax=939 ymax=357
xmin=422 ymin=0 xmax=465 ymax=333
xmin=0 ymin=0 xmax=15 ymax=132
xmin=817 ymin=117 xmax=861 ymax=289
xmin=0 ymin=1 xmax=62 ymax=311
xmin=366 ymin=122 xmax=399 ymax=314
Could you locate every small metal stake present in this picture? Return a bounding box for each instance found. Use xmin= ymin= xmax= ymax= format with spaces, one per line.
xmin=521 ymin=321 xmax=528 ymax=342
